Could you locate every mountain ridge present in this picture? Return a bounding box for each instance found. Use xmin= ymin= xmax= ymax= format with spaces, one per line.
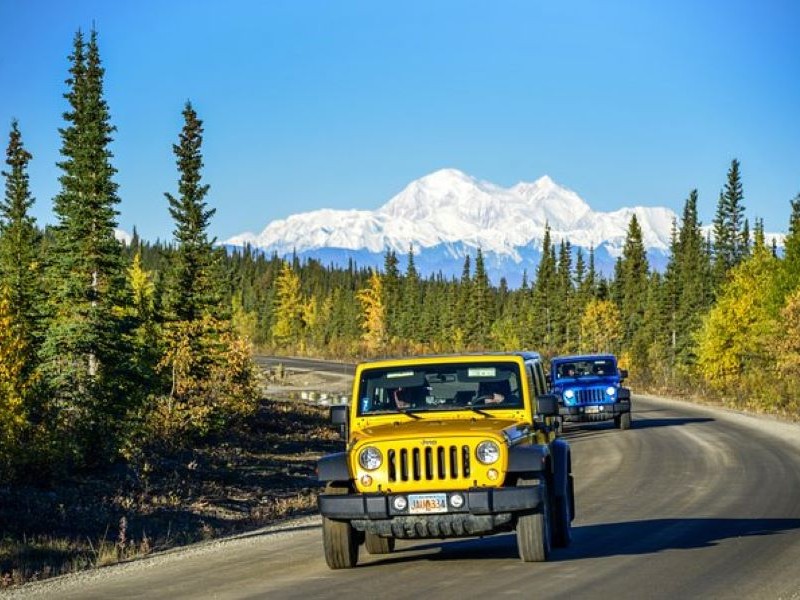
xmin=227 ymin=169 xmax=674 ymax=256
xmin=224 ymin=169 xmax=782 ymax=287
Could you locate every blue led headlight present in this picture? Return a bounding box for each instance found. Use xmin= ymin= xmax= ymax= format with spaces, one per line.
xmin=563 ymin=389 xmax=576 ymax=405
xmin=606 ymin=386 xmax=616 ymax=397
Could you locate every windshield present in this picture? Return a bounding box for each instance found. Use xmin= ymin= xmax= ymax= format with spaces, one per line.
xmin=356 ymin=362 xmax=524 ymax=416
xmin=554 ymin=358 xmax=616 ymax=380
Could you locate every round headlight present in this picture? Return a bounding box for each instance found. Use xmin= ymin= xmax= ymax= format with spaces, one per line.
xmin=564 ymin=389 xmax=575 ymax=400
xmin=476 ymin=441 xmax=500 ymax=465
xmin=358 ymin=446 xmax=382 ymax=471
xmin=606 ymin=386 xmax=616 ymax=396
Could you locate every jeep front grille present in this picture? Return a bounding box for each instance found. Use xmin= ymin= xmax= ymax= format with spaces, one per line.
xmin=576 ymin=388 xmax=611 ymax=404
xmin=387 ymin=445 xmax=471 ymax=482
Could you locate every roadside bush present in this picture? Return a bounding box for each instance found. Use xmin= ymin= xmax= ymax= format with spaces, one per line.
xmin=131 ymin=316 xmax=259 ymax=452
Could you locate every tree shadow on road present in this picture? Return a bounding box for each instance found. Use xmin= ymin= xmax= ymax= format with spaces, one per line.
xmin=560 ymin=517 xmax=800 ymax=559
xmin=627 ymin=417 xmax=715 ymax=430
xmin=561 ymin=416 xmax=714 ymax=441
xmin=391 ymin=517 xmax=800 ymax=563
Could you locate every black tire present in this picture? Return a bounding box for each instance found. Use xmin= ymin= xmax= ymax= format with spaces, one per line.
xmin=617 ymin=412 xmax=632 ymax=430
xmin=552 ymin=474 xmax=573 ymax=548
xmin=364 ymin=532 xmax=395 ymax=554
xmin=322 ymin=483 xmax=359 ymax=569
xmin=516 ymin=478 xmax=551 ymax=562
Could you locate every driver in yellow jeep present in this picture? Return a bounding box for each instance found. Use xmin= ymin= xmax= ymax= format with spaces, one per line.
xmin=476 ymin=380 xmax=514 ymax=404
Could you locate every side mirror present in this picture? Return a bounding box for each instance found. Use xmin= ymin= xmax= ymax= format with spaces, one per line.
xmin=330 ymin=404 xmax=349 ymax=439
xmin=536 ymin=394 xmax=559 ymax=417
xmin=330 ymin=404 xmax=347 ymax=425
xmin=619 ymin=368 xmax=629 ymax=381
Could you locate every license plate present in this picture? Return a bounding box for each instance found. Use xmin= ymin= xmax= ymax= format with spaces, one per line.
xmin=586 ymin=406 xmax=602 ymax=413
xmin=408 ymin=493 xmax=448 ymax=514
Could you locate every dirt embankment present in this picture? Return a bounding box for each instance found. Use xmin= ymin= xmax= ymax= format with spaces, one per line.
xmin=0 ymin=396 xmax=343 ymax=588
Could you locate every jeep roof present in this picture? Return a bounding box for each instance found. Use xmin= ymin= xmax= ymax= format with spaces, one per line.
xmin=551 ymin=353 xmax=617 ymax=364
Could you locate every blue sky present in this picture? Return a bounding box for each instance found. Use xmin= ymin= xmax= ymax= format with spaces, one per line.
xmin=1 ymin=0 xmax=798 ymax=242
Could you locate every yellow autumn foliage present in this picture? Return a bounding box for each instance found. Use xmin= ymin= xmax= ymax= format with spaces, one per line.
xmin=490 ymin=317 xmax=522 ymax=351
xmin=0 ymin=288 xmax=32 ymax=473
xmin=776 ymin=288 xmax=800 ymax=373
xmin=271 ymin=261 xmax=304 ymax=346
xmin=579 ymin=299 xmax=623 ymax=354
xmin=150 ymin=316 xmax=258 ymax=446
xmin=128 ymin=251 xmax=155 ymax=319
xmin=695 ymin=248 xmax=778 ymax=392
xmin=356 ymin=270 xmax=386 ymax=354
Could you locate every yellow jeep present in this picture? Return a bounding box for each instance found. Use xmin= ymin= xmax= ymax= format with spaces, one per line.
xmin=317 ymin=352 xmax=575 ymax=568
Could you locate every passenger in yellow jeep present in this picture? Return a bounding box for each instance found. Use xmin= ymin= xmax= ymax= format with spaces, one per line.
xmin=392 ymin=386 xmax=425 ymax=409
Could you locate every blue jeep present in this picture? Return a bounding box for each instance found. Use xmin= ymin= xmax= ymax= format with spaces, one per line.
xmin=549 ymin=354 xmax=632 ymax=430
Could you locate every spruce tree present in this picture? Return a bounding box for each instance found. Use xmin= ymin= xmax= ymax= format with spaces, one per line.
xmin=663 ymin=218 xmax=680 ymax=359
xmin=554 ymin=240 xmax=573 ymax=351
xmin=573 ymin=248 xmax=593 ymax=349
xmin=418 ymin=279 xmax=443 ymax=347
xmin=0 ymin=121 xmax=41 ymax=471
xmin=467 ymin=248 xmax=492 ymax=348
xmin=741 ymin=218 xmax=751 ymax=258
xmin=165 ymin=101 xmax=220 ymax=321
xmin=443 ymin=280 xmax=460 ymax=350
xmin=0 ymin=121 xmax=41 ymax=363
xmin=381 ymin=249 xmax=400 ymax=341
xmin=777 ymin=193 xmax=800 ymax=302
xmin=40 ymin=30 xmax=130 ymax=463
xmin=633 ymin=272 xmax=670 ymax=385
xmin=713 ymin=159 xmax=746 ymax=286
xmin=618 ymin=214 xmax=649 ymax=353
xmin=459 ymin=254 xmax=471 ymax=287
xmin=753 ymin=218 xmax=765 ymax=251
xmin=497 ymin=277 xmax=510 ymax=314
xmin=574 ymin=248 xmax=585 ymax=293
xmin=611 ymin=257 xmax=624 ymax=307
xmin=398 ymin=246 xmax=420 ymax=343
xmin=531 ymin=224 xmax=557 ymax=349
xmin=583 ymin=245 xmax=598 ymax=301
xmin=672 ymin=190 xmax=712 ymax=366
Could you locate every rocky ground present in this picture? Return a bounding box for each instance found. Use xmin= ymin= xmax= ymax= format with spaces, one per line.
xmin=0 ymin=375 xmax=345 ymax=588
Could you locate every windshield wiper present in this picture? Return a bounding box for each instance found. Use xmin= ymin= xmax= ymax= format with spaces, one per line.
xmin=395 ymin=408 xmax=422 ymax=419
xmin=464 ymin=405 xmax=492 ymax=417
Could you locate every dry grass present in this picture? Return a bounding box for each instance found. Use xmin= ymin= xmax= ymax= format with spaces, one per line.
xmin=0 ymin=398 xmax=342 ymax=588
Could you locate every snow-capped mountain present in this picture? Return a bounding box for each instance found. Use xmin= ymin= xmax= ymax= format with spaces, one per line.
xmin=115 ymin=228 xmax=133 ymax=245
xmin=225 ymin=169 xmax=780 ymax=286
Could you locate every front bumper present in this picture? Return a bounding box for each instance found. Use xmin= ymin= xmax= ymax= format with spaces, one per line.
xmin=560 ymin=399 xmax=630 ymax=422
xmin=318 ymin=485 xmax=543 ymax=538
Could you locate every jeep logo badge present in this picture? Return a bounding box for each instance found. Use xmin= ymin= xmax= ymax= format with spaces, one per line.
xmin=421 ymin=440 xmax=437 ymax=446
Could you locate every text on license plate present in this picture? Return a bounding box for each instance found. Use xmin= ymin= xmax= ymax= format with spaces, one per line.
xmin=586 ymin=405 xmax=603 ymax=413
xmin=408 ymin=493 xmax=448 ymax=514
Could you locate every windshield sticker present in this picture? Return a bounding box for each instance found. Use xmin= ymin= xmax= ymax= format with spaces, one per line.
xmin=387 ymin=370 xmax=415 ymax=379
xmin=468 ymin=367 xmax=497 ymax=377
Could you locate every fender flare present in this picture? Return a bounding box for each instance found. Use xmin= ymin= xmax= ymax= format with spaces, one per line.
xmin=551 ymin=438 xmax=572 ymax=498
xmin=316 ymin=452 xmax=351 ymax=482
xmin=507 ymin=444 xmax=549 ymax=475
